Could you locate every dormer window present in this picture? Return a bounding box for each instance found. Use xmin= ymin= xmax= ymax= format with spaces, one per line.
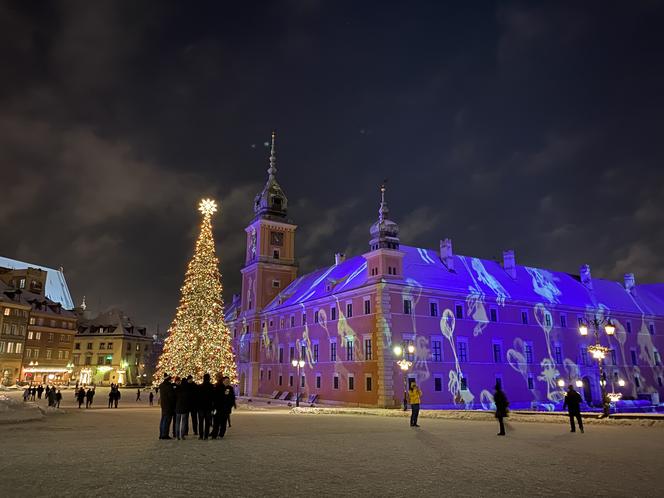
xmin=272 ymin=196 xmax=282 ymax=209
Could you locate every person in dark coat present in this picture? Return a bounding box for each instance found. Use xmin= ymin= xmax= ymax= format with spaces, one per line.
xmin=159 ymin=375 xmax=175 ymax=439
xmin=37 ymin=385 xmax=44 ymax=399
xmin=174 ymin=377 xmax=192 ymax=440
xmin=563 ymin=385 xmax=584 ymax=433
xmin=211 ymin=374 xmax=237 ymax=439
xmin=197 ymin=373 xmax=214 ymax=440
xmin=55 ymin=390 xmax=62 ymax=408
xmin=47 ymin=387 xmax=56 ymax=407
xmin=113 ymin=388 xmax=121 ymax=408
xmin=494 ymin=383 xmax=509 ymax=436
xmin=76 ymin=387 xmax=86 ymax=408
xmin=149 ymin=391 xmax=154 ymax=407
xmin=186 ymin=375 xmax=198 ymax=436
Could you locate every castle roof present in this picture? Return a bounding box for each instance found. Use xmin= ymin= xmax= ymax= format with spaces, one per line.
xmin=260 ymin=245 xmax=664 ymax=317
xmin=0 ymin=256 xmax=74 ymax=310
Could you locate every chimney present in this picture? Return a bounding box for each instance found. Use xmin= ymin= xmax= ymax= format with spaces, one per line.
xmin=580 ymin=264 xmax=593 ymax=290
xmin=335 ymin=253 xmax=346 ymax=265
xmin=440 ymin=238 xmax=454 ymax=271
xmin=624 ymin=273 xmax=636 ymax=293
xmin=502 ymin=250 xmax=517 ymax=279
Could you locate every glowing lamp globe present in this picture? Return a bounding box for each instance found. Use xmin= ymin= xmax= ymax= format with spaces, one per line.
xmin=298 ymin=360 xmax=305 ymax=368
xmin=291 ymin=359 xmax=298 ymax=367
xmin=575 ymin=379 xmax=583 ymax=388
xmin=407 ymin=344 xmax=415 ymax=354
xmin=618 ymin=379 xmax=626 ymax=387
xmin=557 ymin=379 xmax=565 ymax=388
xmin=393 ymin=345 xmax=403 ymax=356
xmin=579 ymin=325 xmax=589 ymax=336
xmin=604 ymin=323 xmax=615 ymax=335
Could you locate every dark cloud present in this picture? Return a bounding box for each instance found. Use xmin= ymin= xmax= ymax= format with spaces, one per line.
xmin=1 ymin=1 xmax=663 ymax=330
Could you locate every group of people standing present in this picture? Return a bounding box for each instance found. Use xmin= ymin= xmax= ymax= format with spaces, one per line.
xmin=107 ymin=384 xmax=122 ymax=408
xmin=75 ymin=386 xmax=97 ymax=408
xmin=23 ymin=385 xmax=62 ymax=407
xmin=158 ymin=373 xmax=236 ymax=441
xmin=407 ymin=381 xmax=586 ymax=435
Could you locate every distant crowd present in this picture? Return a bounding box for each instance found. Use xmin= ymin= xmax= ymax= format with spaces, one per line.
xmin=23 ymin=384 xmax=62 ymax=407
xmin=158 ymin=373 xmax=236 ymax=441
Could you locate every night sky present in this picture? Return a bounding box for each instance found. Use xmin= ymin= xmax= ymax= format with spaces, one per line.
xmin=2 ymin=1 xmax=663 ymax=332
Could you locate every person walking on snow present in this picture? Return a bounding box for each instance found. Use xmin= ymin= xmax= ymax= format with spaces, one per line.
xmin=563 ymin=385 xmax=584 ymax=433
xmin=494 ymin=383 xmax=510 ymax=436
xmin=408 ymin=381 xmax=422 ymax=427
xmin=136 ymin=388 xmax=142 ymax=402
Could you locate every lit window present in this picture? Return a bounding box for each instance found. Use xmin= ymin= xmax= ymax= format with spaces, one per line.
xmin=457 ymin=341 xmax=468 ymax=362
xmin=493 ymin=343 xmax=502 ymax=363
xmin=432 ymin=340 xmax=442 ymax=362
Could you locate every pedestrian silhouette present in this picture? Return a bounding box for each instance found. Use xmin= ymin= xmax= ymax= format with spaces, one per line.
xmin=494 ymin=383 xmax=509 ymax=436
xmin=563 ymin=385 xmax=584 ymax=433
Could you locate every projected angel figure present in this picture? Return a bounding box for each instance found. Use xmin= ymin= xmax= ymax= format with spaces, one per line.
xmin=440 ymin=308 xmax=474 ymax=407
xmin=526 ymin=268 xmax=562 ymax=304
xmin=261 ymin=321 xmax=272 ymax=359
xmin=376 ymin=283 xmax=393 ymax=348
xmin=466 ymin=286 xmax=489 ymax=336
xmin=471 ymin=257 xmax=510 ymax=306
xmin=402 ymin=278 xmax=423 ymax=333
xmin=538 ymin=358 xmax=564 ymax=402
xmin=412 ymin=335 xmax=431 ymax=382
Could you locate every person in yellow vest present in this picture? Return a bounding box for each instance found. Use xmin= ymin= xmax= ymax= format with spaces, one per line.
xmin=408 ymin=381 xmax=422 ymax=427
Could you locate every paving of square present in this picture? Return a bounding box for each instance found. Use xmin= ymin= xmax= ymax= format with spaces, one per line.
xmin=1 ymin=388 xmax=663 ymax=498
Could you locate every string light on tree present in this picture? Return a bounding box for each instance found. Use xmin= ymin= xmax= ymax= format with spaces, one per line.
xmin=154 ymin=198 xmax=238 ymax=384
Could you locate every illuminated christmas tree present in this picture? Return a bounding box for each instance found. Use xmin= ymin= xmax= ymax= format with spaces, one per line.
xmin=155 ymin=198 xmax=238 ymax=384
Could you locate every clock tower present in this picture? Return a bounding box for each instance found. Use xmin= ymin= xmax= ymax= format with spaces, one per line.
xmin=241 ymin=131 xmax=298 ymax=315
xmin=238 ymin=131 xmax=297 ymax=395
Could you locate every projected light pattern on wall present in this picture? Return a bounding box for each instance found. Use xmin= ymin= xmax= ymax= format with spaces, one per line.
xmin=231 ymin=243 xmax=664 ymax=410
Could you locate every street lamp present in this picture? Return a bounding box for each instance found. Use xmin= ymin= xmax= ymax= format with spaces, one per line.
xmin=291 ymin=358 xmax=305 ymax=407
xmin=578 ymin=316 xmax=615 ymax=417
xmin=394 ymin=343 xmax=415 ymax=411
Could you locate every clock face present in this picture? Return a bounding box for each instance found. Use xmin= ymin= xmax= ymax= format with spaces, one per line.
xmin=270 ymin=231 xmax=284 ymax=246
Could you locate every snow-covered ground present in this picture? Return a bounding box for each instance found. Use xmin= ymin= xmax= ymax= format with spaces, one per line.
xmin=0 ymin=391 xmax=663 ymax=497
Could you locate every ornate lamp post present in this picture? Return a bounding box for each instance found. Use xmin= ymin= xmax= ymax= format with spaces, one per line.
xmin=291 ymin=357 xmax=305 ymax=407
xmin=578 ymin=316 xmax=616 ymax=417
xmin=393 ymin=343 xmax=415 ymax=411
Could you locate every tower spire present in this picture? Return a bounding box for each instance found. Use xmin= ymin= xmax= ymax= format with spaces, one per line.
xmin=369 ymin=179 xmax=400 ymax=250
xmin=268 ymin=130 xmax=277 ymax=179
xmin=378 ymin=181 xmax=389 ymax=222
